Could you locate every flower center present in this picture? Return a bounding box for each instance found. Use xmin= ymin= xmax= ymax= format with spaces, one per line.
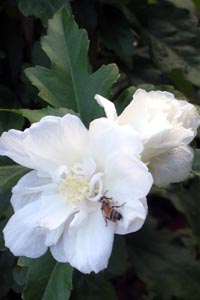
xmin=59 ymin=172 xmax=89 ymax=205
xmin=55 ymin=159 xmax=103 ymax=206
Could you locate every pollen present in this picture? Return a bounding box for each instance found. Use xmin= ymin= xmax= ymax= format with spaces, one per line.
xmin=59 ymin=172 xmax=89 ymax=205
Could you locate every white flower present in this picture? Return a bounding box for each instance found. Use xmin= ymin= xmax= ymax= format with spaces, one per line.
xmin=95 ymin=89 xmax=200 ymax=187
xmin=0 ymin=114 xmax=153 ymax=274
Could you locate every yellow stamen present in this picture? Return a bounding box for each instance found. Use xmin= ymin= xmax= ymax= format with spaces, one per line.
xmin=59 ymin=173 xmax=89 ymax=205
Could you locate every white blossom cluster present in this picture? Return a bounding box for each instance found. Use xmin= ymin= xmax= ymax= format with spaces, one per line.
xmin=0 ymin=89 xmax=199 ymax=273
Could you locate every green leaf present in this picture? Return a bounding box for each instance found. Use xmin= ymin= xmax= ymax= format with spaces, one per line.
xmin=19 ymin=252 xmax=73 ymax=300
xmin=193 ymin=0 xmax=200 ymax=11
xmin=72 ymin=272 xmax=117 ymax=300
xmin=114 ymin=86 xmax=137 ymax=115
xmin=107 ymin=235 xmax=127 ymax=277
xmin=0 ymin=85 xmax=25 ymax=134
xmin=192 ymin=149 xmax=200 ymax=176
xmin=100 ymin=6 xmax=136 ymax=67
xmin=25 ymin=7 xmax=119 ymax=126
xmin=195 ymin=104 xmax=200 ymax=130
xmin=32 ymin=41 xmax=50 ymax=68
xmin=13 ymin=265 xmax=28 ymax=287
xmin=176 ymin=177 xmax=200 ymax=239
xmin=169 ymin=0 xmax=196 ymax=12
xmin=0 ymin=106 xmax=78 ymax=124
xmin=0 ymin=163 xmax=28 ymax=190
xmin=143 ymin=3 xmax=200 ymax=89
xmin=18 ymin=0 xmax=71 ymax=27
xmin=0 ymin=251 xmax=15 ymax=298
xmin=128 ymin=218 xmax=200 ymax=300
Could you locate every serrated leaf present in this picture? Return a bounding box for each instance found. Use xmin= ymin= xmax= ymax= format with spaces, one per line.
xmin=0 ymin=106 xmax=78 ymax=124
xmin=128 ymin=218 xmax=200 ymax=300
xmin=32 ymin=41 xmax=50 ymax=68
xmin=18 ymin=0 xmax=71 ymax=27
xmin=20 ymin=252 xmax=73 ymax=300
xmin=25 ymin=7 xmax=119 ymax=126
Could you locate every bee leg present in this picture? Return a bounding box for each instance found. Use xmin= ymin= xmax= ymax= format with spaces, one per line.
xmin=112 ymin=202 xmax=126 ymax=208
xmin=103 ymin=190 xmax=112 ymax=200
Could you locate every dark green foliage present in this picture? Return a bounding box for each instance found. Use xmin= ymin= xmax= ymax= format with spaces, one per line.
xmin=19 ymin=253 xmax=73 ymax=300
xmin=25 ymin=7 xmax=119 ymax=126
xmin=18 ymin=0 xmax=71 ymax=26
xmin=128 ymin=219 xmax=200 ymax=300
xmin=0 ymin=1 xmax=200 ymax=300
xmin=72 ymin=272 xmax=117 ymax=300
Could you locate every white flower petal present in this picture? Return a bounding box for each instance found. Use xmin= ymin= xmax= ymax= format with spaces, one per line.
xmin=141 ymin=126 xmax=193 ymax=162
xmin=36 ymin=194 xmax=75 ymax=231
xmin=3 ymin=201 xmax=48 ymax=258
xmin=45 ymin=224 xmax=65 ymax=247
xmin=68 ymin=201 xmax=88 ymax=234
xmin=51 ymin=211 xmax=115 ymax=273
xmin=50 ymin=231 xmax=67 ymax=262
xmin=149 ymin=145 xmax=194 ymax=187
xmin=0 ymin=114 xmax=88 ymax=172
xmin=101 ymin=154 xmax=151 ymax=235
xmin=115 ymin=197 xmax=147 ymax=234
xmin=3 ymin=190 xmax=76 ymax=257
xmin=104 ymin=154 xmax=153 ymax=203
xmin=178 ymin=101 xmax=200 ymax=135
xmin=89 ymin=118 xmax=143 ymax=170
xmin=11 ymin=170 xmax=52 ymax=211
xmin=117 ymin=90 xmax=152 ymax=135
xmin=95 ymin=94 xmax=118 ymax=121
xmin=118 ymin=89 xmax=194 ymax=144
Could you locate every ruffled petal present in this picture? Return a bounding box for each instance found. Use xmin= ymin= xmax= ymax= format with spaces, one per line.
xmin=115 ymin=198 xmax=147 ymax=234
xmin=3 ymin=191 xmax=75 ymax=257
xmin=104 ymin=154 xmax=153 ymax=203
xmin=118 ymin=89 xmax=199 ymax=153
xmin=3 ymin=201 xmax=48 ymax=258
xmin=117 ymin=90 xmax=151 ymax=135
xmin=45 ymin=224 xmax=65 ymax=247
xmin=89 ymin=118 xmax=143 ymax=170
xmin=141 ymin=125 xmax=193 ymax=163
xmin=149 ymin=145 xmax=194 ymax=187
xmin=0 ymin=114 xmax=88 ymax=173
xmin=95 ymin=94 xmax=118 ymax=121
xmin=34 ymin=194 xmax=75 ymax=231
xmin=101 ymin=154 xmax=151 ymax=234
xmin=51 ymin=211 xmax=115 ymax=273
xmin=178 ymin=100 xmax=200 ymax=135
xmin=11 ymin=170 xmax=53 ymax=211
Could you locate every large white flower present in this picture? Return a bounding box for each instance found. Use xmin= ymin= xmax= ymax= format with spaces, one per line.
xmin=95 ymin=89 xmax=200 ymax=187
xmin=0 ymin=114 xmax=153 ymax=274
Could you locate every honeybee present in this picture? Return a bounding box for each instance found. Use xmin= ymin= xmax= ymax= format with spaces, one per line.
xmin=99 ymin=193 xmax=125 ymax=226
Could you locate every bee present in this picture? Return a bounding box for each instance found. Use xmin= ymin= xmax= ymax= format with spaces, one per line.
xmin=99 ymin=193 xmax=125 ymax=226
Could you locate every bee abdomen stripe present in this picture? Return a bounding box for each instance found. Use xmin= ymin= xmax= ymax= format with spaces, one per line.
xmin=110 ymin=210 xmax=122 ymax=221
